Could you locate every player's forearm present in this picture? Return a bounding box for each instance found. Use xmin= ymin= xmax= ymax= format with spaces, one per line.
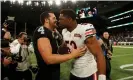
xmin=44 ymin=53 xmax=74 ymax=65
xmin=90 ymin=45 xmax=106 ymax=75
xmin=86 ymin=38 xmax=106 ymax=75
xmin=96 ymin=52 xmax=106 ymax=75
xmin=88 ymin=46 xmax=106 ymax=75
xmin=94 ymin=43 xmax=106 ymax=75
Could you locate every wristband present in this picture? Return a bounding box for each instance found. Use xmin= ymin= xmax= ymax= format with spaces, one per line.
xmin=98 ymin=74 xmax=106 ymax=80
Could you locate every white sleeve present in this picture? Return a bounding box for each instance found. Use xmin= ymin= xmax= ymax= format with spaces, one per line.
xmin=10 ymin=40 xmax=21 ymax=54
xmin=82 ymin=23 xmax=96 ymax=41
xmin=62 ymin=29 xmax=66 ymax=36
xmin=62 ymin=29 xmax=67 ymax=40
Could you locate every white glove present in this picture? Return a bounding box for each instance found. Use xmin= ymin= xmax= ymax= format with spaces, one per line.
xmin=98 ymin=74 xmax=106 ymax=80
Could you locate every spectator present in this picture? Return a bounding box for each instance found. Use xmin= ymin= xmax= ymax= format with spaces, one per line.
xmin=9 ymin=32 xmax=32 ymax=80
xmin=1 ymin=39 xmax=11 ymax=80
xmin=101 ymin=32 xmax=113 ymax=80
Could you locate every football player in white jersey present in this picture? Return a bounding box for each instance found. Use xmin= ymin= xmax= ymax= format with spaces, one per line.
xmin=58 ymin=9 xmax=106 ymax=80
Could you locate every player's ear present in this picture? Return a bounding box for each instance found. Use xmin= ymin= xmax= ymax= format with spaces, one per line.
xmin=68 ymin=17 xmax=72 ymax=22
xmin=45 ymin=18 xmax=49 ymax=23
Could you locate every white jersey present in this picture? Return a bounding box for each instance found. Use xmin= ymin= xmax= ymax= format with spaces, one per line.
xmin=62 ymin=23 xmax=97 ymax=78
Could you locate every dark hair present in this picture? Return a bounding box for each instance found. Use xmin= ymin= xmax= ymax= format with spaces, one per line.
xmin=40 ymin=11 xmax=54 ymax=25
xmin=103 ymin=31 xmax=109 ymax=34
xmin=18 ymin=32 xmax=27 ymax=38
xmin=25 ymin=37 xmax=31 ymax=43
xmin=81 ymin=9 xmax=84 ymax=12
xmin=60 ymin=9 xmax=76 ymax=20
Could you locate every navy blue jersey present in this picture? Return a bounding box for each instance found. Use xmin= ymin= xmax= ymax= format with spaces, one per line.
xmin=32 ymin=26 xmax=60 ymax=77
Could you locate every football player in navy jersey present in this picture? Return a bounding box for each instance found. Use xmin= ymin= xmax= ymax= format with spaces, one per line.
xmin=32 ymin=11 xmax=86 ymax=80
xmin=58 ymin=9 xmax=106 ymax=80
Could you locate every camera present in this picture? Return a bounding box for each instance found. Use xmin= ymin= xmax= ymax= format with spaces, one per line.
xmin=24 ymin=37 xmax=31 ymax=46
xmin=10 ymin=54 xmax=23 ymax=62
xmin=24 ymin=37 xmax=30 ymax=42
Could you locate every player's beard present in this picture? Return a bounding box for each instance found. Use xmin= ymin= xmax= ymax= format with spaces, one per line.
xmin=58 ymin=23 xmax=66 ymax=29
xmin=49 ymin=21 xmax=57 ymax=29
xmin=59 ymin=22 xmax=69 ymax=29
xmin=54 ymin=21 xmax=58 ymax=28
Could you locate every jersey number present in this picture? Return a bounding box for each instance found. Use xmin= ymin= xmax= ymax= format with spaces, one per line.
xmin=65 ymin=41 xmax=77 ymax=49
xmin=38 ymin=27 xmax=44 ymax=34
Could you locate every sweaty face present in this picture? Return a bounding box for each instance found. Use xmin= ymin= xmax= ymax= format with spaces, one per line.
xmin=48 ymin=13 xmax=57 ymax=28
xmin=103 ymin=32 xmax=109 ymax=39
xmin=58 ymin=14 xmax=69 ymax=29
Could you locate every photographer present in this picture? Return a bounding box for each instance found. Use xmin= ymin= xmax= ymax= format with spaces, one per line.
xmin=1 ymin=39 xmax=11 ymax=80
xmin=25 ymin=37 xmax=38 ymax=74
xmin=9 ymin=32 xmax=32 ymax=80
xmin=1 ymin=22 xmax=11 ymax=41
xmin=101 ymin=32 xmax=113 ymax=80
